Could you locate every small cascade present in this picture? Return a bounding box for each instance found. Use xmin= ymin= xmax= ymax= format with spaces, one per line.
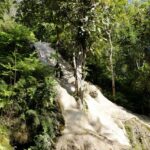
xmin=34 ymin=41 xmax=57 ymax=66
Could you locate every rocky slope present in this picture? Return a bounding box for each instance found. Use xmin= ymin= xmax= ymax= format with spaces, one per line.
xmin=35 ymin=42 xmax=150 ymax=150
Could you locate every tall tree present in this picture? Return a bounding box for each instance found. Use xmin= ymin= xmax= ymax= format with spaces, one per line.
xmin=93 ymin=0 xmax=129 ymax=98
xmin=17 ymin=0 xmax=99 ymax=106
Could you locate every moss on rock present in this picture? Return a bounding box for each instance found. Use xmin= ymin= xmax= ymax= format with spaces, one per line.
xmin=125 ymin=118 xmax=150 ymax=150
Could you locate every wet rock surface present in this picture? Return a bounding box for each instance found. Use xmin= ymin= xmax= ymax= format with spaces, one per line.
xmin=35 ymin=42 xmax=150 ymax=150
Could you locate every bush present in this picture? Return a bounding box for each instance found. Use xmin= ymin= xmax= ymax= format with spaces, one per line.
xmin=0 ymin=125 xmax=13 ymax=150
xmin=30 ymin=133 xmax=53 ymax=150
xmin=0 ymin=21 xmax=64 ymax=149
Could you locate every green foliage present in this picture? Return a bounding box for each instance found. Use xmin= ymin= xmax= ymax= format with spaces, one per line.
xmin=1 ymin=0 xmax=150 ymax=148
xmin=15 ymin=0 xmax=150 ymax=115
xmin=0 ymin=52 xmax=60 ymax=147
xmin=30 ymin=133 xmax=53 ymax=150
xmin=0 ymin=21 xmax=36 ymax=53
xmin=16 ymin=0 xmax=100 ymax=57
xmin=0 ymin=0 xmax=11 ymax=20
xmin=0 ymin=80 xmax=14 ymax=109
xmin=25 ymin=110 xmax=40 ymax=128
xmin=0 ymin=125 xmax=13 ymax=150
xmin=0 ymin=19 xmax=64 ymax=150
xmin=86 ymin=0 xmax=150 ymax=115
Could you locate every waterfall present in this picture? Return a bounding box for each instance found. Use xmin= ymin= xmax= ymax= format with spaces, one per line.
xmin=34 ymin=41 xmax=150 ymax=150
xmin=34 ymin=41 xmax=57 ymax=66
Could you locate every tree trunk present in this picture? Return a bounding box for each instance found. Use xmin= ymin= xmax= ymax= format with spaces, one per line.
xmin=14 ymin=51 xmax=17 ymax=85
xmin=80 ymin=49 xmax=87 ymax=103
xmin=73 ymin=52 xmax=83 ymax=109
xmin=73 ymin=52 xmax=79 ymax=96
xmin=108 ymin=31 xmax=116 ymax=98
xmin=73 ymin=47 xmax=87 ymax=108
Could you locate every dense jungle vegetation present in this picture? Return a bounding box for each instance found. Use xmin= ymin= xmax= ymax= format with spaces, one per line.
xmin=0 ymin=0 xmax=150 ymax=149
